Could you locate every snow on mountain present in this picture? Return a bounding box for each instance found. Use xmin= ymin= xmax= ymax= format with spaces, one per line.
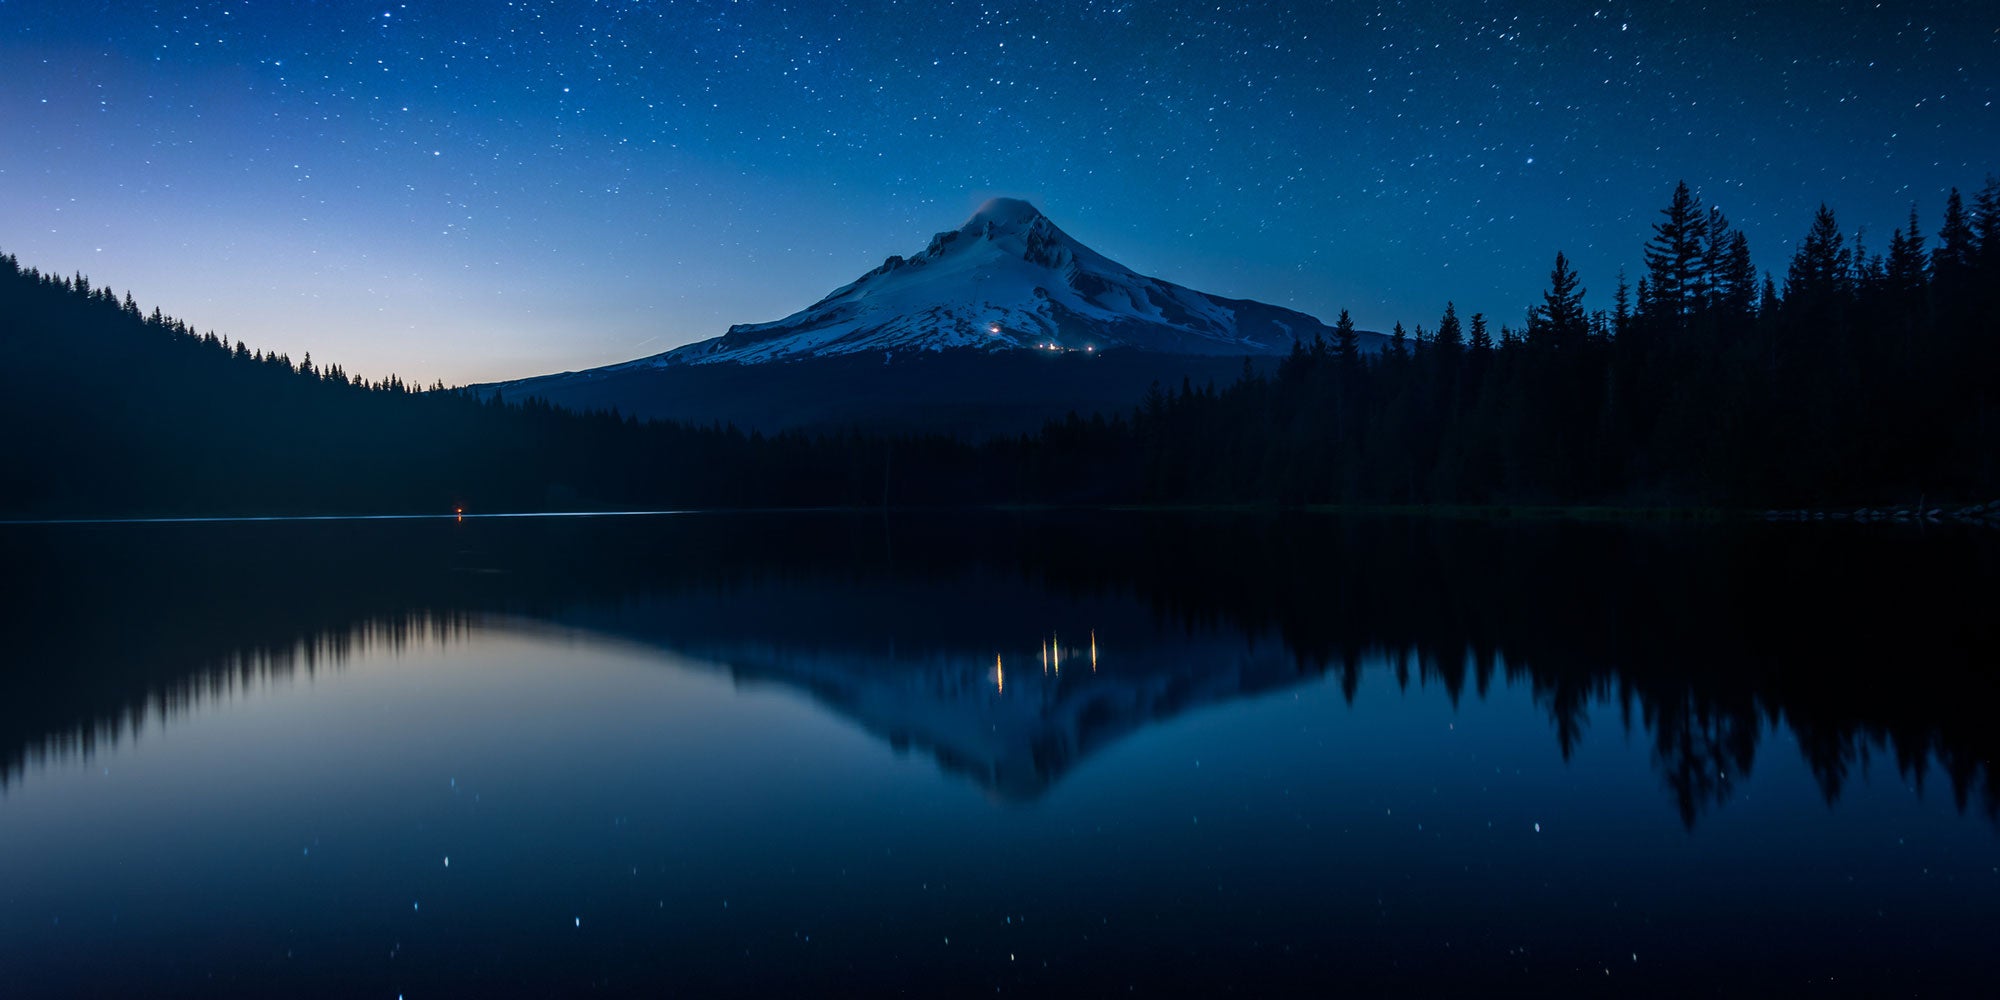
xmin=622 ymin=197 xmax=1342 ymax=368
xmin=473 ymin=198 xmax=1387 ymax=433
xmin=552 ymin=587 xmax=1309 ymax=800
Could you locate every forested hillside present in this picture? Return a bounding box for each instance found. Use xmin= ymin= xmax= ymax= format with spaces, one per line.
xmin=0 ymin=255 xmax=943 ymax=515
xmin=4 ymin=179 xmax=1995 ymax=515
xmin=1044 ymin=181 xmax=2000 ymax=506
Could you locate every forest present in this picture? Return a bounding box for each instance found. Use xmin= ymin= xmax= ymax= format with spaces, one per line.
xmin=3 ymin=178 xmax=1996 ymax=516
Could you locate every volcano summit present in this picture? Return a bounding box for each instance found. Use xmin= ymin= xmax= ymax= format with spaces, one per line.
xmin=480 ymin=199 xmax=1382 ymax=433
xmin=660 ymin=197 xmax=1342 ymax=364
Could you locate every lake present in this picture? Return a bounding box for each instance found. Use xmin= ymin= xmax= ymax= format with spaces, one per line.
xmin=1 ymin=511 xmax=1995 ymax=996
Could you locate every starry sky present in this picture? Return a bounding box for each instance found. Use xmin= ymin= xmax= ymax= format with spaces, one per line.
xmin=3 ymin=1 xmax=1994 ymax=385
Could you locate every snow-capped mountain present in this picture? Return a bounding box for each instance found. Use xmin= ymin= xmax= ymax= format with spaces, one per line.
xmin=624 ymin=197 xmax=1339 ymax=367
xmin=477 ymin=198 xmax=1383 ymax=433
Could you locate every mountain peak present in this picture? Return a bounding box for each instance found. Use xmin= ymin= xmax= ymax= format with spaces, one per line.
xmin=963 ymin=197 xmax=1045 ymax=231
xmin=600 ymin=195 xmax=1384 ymax=366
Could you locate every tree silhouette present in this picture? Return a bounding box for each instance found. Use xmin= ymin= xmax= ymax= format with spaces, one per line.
xmin=1642 ymin=180 xmax=1709 ymax=331
xmin=1532 ymin=251 xmax=1587 ymax=351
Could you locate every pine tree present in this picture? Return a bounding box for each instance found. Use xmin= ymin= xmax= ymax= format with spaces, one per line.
xmin=1435 ymin=302 xmax=1463 ymax=353
xmin=1850 ymin=225 xmax=1872 ymax=288
xmin=1612 ymin=268 xmax=1632 ymax=339
xmin=1698 ymin=206 xmax=1732 ymax=314
xmin=1642 ymin=181 xmax=1709 ymax=329
xmin=1279 ymin=337 xmax=1312 ymax=383
xmin=1719 ymin=231 xmax=1756 ymax=320
xmin=1934 ymin=187 xmax=1976 ymax=281
xmin=1468 ymin=312 xmax=1492 ymax=352
xmin=1533 ymin=251 xmax=1587 ymax=350
xmin=1884 ymin=203 xmax=1928 ymax=302
xmin=1588 ymin=310 xmax=1612 ymax=344
xmin=1974 ymin=175 xmax=2000 ymax=269
xmin=1333 ymin=309 xmax=1360 ymax=369
xmin=1785 ymin=204 xmax=1851 ymax=305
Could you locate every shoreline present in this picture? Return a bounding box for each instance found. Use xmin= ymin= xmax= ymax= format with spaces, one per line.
xmin=5 ymin=500 xmax=1997 ymax=526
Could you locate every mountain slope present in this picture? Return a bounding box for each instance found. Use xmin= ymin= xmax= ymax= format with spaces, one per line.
xmin=652 ymin=197 xmax=1347 ymax=365
xmin=480 ymin=198 xmax=1385 ymax=432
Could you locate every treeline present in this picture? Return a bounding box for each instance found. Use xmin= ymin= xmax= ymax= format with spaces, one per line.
xmin=0 ymin=255 xmax=965 ymax=515
xmin=3 ymin=175 xmax=1997 ymax=515
xmin=1015 ymin=178 xmax=2000 ymax=506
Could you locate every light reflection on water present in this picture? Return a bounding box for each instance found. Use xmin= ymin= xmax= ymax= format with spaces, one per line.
xmin=0 ymin=511 xmax=1994 ymax=996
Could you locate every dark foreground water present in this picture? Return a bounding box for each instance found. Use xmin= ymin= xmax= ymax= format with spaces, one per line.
xmin=1 ymin=512 xmax=1995 ymax=997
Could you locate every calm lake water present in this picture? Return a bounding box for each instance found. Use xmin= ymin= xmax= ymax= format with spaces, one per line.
xmin=1 ymin=512 xmax=1995 ymax=996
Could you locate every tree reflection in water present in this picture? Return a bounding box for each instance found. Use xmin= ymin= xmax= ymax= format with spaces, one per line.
xmin=2 ymin=511 xmax=1993 ymax=826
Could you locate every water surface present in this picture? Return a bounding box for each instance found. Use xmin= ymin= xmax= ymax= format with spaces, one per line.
xmin=2 ymin=512 xmax=1995 ymax=996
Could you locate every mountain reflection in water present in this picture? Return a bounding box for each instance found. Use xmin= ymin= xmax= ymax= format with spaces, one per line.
xmin=4 ymin=510 xmax=1994 ymax=829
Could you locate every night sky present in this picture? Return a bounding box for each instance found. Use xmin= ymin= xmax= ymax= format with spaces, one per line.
xmin=3 ymin=1 xmax=1994 ymax=385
